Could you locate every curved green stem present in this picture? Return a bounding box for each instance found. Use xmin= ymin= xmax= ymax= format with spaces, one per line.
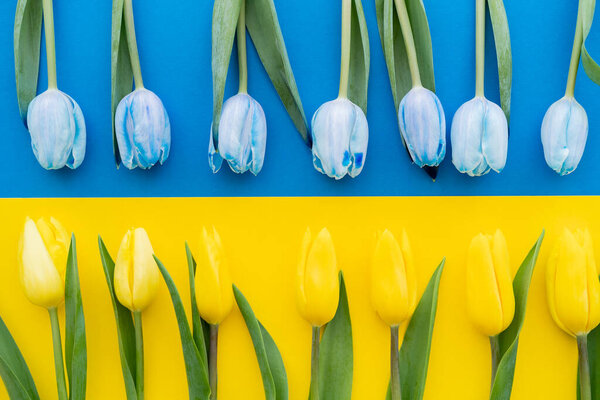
xmin=338 ymin=0 xmax=352 ymax=98
xmin=133 ymin=311 xmax=144 ymax=400
xmin=565 ymin=0 xmax=584 ymax=98
xmin=123 ymin=0 xmax=144 ymax=89
xmin=577 ymin=335 xmax=592 ymax=400
xmin=209 ymin=324 xmax=219 ymax=400
xmin=49 ymin=308 xmax=67 ymax=400
xmin=394 ymin=0 xmax=422 ymax=87
xmin=41 ymin=0 xmax=57 ymax=89
xmin=237 ymin=0 xmax=248 ymax=93
xmin=390 ymin=326 xmax=401 ymax=400
xmin=489 ymin=335 xmax=500 ymax=393
xmin=310 ymin=326 xmax=321 ymax=400
xmin=475 ymin=0 xmax=485 ymax=97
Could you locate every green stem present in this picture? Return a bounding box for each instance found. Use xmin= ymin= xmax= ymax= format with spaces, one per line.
xmin=48 ymin=308 xmax=67 ymax=400
xmin=565 ymin=0 xmax=584 ymax=98
xmin=394 ymin=0 xmax=422 ymax=87
xmin=338 ymin=0 xmax=352 ymax=98
xmin=237 ymin=0 xmax=248 ymax=93
xmin=577 ymin=335 xmax=592 ymax=400
xmin=134 ymin=311 xmax=144 ymax=400
xmin=310 ymin=326 xmax=321 ymax=400
xmin=209 ymin=324 xmax=219 ymax=400
xmin=475 ymin=0 xmax=485 ymax=97
xmin=489 ymin=335 xmax=500 ymax=393
xmin=390 ymin=326 xmax=402 ymax=400
xmin=41 ymin=0 xmax=57 ymax=89
xmin=123 ymin=0 xmax=144 ymax=89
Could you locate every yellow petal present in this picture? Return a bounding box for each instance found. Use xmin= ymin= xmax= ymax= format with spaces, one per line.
xmin=114 ymin=229 xmax=134 ymax=310
xmin=131 ymin=228 xmax=159 ymax=312
xmin=546 ymin=235 xmax=570 ymax=334
xmin=18 ymin=217 xmax=64 ymax=308
xmin=35 ymin=217 xmax=69 ymax=281
xmin=492 ymin=230 xmax=515 ymax=331
xmin=400 ymin=230 xmax=418 ymax=314
xmin=580 ymin=229 xmax=600 ymax=333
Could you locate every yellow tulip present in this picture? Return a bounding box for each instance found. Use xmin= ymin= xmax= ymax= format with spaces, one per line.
xmin=370 ymin=229 xmax=417 ymax=327
xmin=466 ymin=229 xmax=515 ymax=337
xmin=195 ymin=227 xmax=234 ymax=325
xmin=18 ymin=217 xmax=70 ymax=309
xmin=296 ymin=228 xmax=339 ymax=327
xmin=546 ymin=228 xmax=600 ymax=336
xmin=114 ymin=228 xmax=159 ymax=312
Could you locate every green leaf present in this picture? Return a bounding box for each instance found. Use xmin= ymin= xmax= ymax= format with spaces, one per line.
xmin=588 ymin=287 xmax=600 ymax=399
xmin=14 ymin=0 xmax=42 ymax=124
xmin=319 ymin=272 xmax=353 ymax=400
xmin=155 ymin=256 xmax=211 ymax=400
xmin=259 ymin=322 xmax=288 ymax=400
xmin=64 ymin=236 xmax=87 ymax=400
xmin=98 ymin=237 xmax=137 ymax=400
xmin=211 ymin=0 xmax=243 ymax=147
xmin=0 ymin=316 xmax=39 ymax=400
xmin=388 ymin=259 xmax=444 ymax=400
xmin=111 ymin=0 xmax=133 ymax=167
xmin=581 ymin=0 xmax=600 ymax=86
xmin=490 ymin=232 xmax=544 ymax=400
xmin=245 ymin=0 xmax=309 ymax=145
xmin=346 ymin=0 xmax=370 ymax=114
xmin=487 ymin=0 xmax=512 ymax=122
xmin=185 ymin=243 xmax=209 ymax=368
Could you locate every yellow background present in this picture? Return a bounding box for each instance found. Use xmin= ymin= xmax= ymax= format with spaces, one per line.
xmin=0 ymin=196 xmax=593 ymax=399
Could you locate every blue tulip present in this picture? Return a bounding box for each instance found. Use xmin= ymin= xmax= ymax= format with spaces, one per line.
xmin=26 ymin=89 xmax=86 ymax=170
xmin=115 ymin=88 xmax=171 ymax=170
xmin=451 ymin=97 xmax=508 ymax=177
xmin=209 ymin=93 xmax=267 ymax=175
xmin=310 ymin=98 xmax=368 ymax=180
xmin=541 ymin=97 xmax=588 ymax=176
xmin=398 ymin=87 xmax=446 ymax=168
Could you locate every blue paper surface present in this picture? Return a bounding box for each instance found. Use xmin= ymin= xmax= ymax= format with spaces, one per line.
xmin=1 ymin=0 xmax=599 ymax=197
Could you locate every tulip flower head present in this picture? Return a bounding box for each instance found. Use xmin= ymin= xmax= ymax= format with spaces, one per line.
xmin=466 ymin=230 xmax=515 ymax=337
xmin=194 ymin=227 xmax=234 ymax=325
xmin=398 ymin=87 xmax=446 ymax=169
xmin=370 ymin=230 xmax=417 ymax=327
xmin=451 ymin=96 xmax=508 ymax=177
xmin=209 ymin=93 xmax=267 ymax=175
xmin=541 ymin=97 xmax=588 ymax=176
xmin=546 ymin=228 xmax=600 ymax=336
xmin=26 ymin=89 xmax=86 ymax=170
xmin=115 ymin=88 xmax=171 ymax=170
xmin=296 ymin=228 xmax=340 ymax=327
xmin=310 ymin=98 xmax=368 ymax=180
xmin=18 ymin=217 xmax=70 ymax=309
xmin=114 ymin=228 xmax=160 ymax=312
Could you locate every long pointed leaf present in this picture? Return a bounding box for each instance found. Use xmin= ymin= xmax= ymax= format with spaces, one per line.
xmin=319 ymin=272 xmax=353 ymax=400
xmin=346 ymin=0 xmax=370 ymax=114
xmin=245 ymin=0 xmax=309 ymax=144
xmin=488 ymin=0 xmax=512 ymax=122
xmin=588 ymin=277 xmax=600 ymax=399
xmin=490 ymin=232 xmax=544 ymax=400
xmin=581 ymin=0 xmax=600 ymax=85
xmin=211 ymin=0 xmax=243 ymax=147
xmin=98 ymin=237 xmax=137 ymax=400
xmin=111 ymin=0 xmax=133 ymax=167
xmin=65 ymin=236 xmax=87 ymax=400
xmin=185 ymin=243 xmax=209 ymax=368
xmin=0 ymin=316 xmax=39 ymax=400
xmin=155 ymin=256 xmax=211 ymax=400
xmin=259 ymin=322 xmax=288 ymax=400
xmin=14 ymin=0 xmax=42 ymax=124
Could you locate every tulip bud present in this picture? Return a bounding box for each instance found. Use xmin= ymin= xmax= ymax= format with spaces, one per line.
xmin=209 ymin=93 xmax=267 ymax=175
xmin=370 ymin=230 xmax=417 ymax=327
xmin=114 ymin=228 xmax=159 ymax=312
xmin=466 ymin=230 xmax=515 ymax=337
xmin=194 ymin=227 xmax=234 ymax=325
xmin=18 ymin=217 xmax=70 ymax=309
xmin=26 ymin=89 xmax=86 ymax=170
xmin=398 ymin=87 xmax=446 ymax=168
xmin=541 ymin=97 xmax=588 ymax=176
xmin=451 ymin=96 xmax=508 ymax=176
xmin=296 ymin=228 xmax=339 ymax=327
xmin=115 ymin=88 xmax=171 ymax=170
xmin=310 ymin=98 xmax=368 ymax=179
xmin=546 ymin=228 xmax=600 ymax=336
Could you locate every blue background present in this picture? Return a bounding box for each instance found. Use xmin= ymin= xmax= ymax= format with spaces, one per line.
xmin=0 ymin=0 xmax=599 ymax=197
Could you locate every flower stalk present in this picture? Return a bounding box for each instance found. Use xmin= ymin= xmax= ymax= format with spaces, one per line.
xmin=41 ymin=0 xmax=57 ymax=89
xmin=123 ymin=0 xmax=144 ymax=89
xmin=338 ymin=0 xmax=352 ymax=98
xmin=209 ymin=324 xmax=219 ymax=400
xmin=394 ymin=0 xmax=422 ymax=87
xmin=390 ymin=326 xmax=402 ymax=400
xmin=237 ymin=0 xmax=248 ymax=94
xmin=134 ymin=311 xmax=144 ymax=400
xmin=310 ymin=326 xmax=321 ymax=400
xmin=49 ymin=308 xmax=67 ymax=400
xmin=577 ymin=335 xmax=592 ymax=400
xmin=565 ymin=0 xmax=584 ymax=98
xmin=475 ymin=0 xmax=485 ymax=97
xmin=489 ymin=335 xmax=500 ymax=392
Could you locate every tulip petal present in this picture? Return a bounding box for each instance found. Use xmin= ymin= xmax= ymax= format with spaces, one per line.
xmin=114 ymin=230 xmax=134 ymax=310
xmin=451 ymin=98 xmax=487 ymax=175
xmin=491 ymin=230 xmax=514 ymax=330
xmin=131 ymin=228 xmax=159 ymax=312
xmin=64 ymin=94 xmax=87 ymax=169
xmin=348 ymin=103 xmax=369 ymax=178
xmin=481 ymin=101 xmax=509 ymax=173
xmin=208 ymin=125 xmax=223 ymax=173
xmin=250 ymin=99 xmax=267 ymax=176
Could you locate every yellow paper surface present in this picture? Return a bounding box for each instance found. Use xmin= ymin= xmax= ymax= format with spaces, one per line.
xmin=0 ymin=196 xmax=589 ymax=399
